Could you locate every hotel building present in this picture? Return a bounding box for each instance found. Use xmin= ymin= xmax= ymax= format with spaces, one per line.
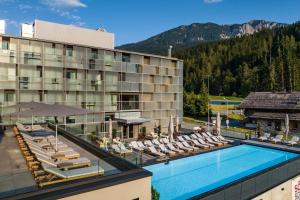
xmin=0 ymin=20 xmax=183 ymax=139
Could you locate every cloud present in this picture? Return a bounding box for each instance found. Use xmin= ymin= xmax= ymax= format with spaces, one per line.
xmin=204 ymin=0 xmax=223 ymax=3
xmin=42 ymin=0 xmax=87 ymax=8
xmin=18 ymin=4 xmax=33 ymax=10
xmin=50 ymin=8 xmax=85 ymax=26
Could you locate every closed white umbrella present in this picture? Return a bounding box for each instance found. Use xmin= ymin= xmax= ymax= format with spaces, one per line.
xmin=216 ymin=112 xmax=221 ymax=136
xmin=285 ymin=114 xmax=289 ymax=140
xmin=176 ymin=115 xmax=180 ymax=133
xmin=168 ymin=115 xmax=174 ymax=141
xmin=108 ymin=118 xmax=113 ymax=142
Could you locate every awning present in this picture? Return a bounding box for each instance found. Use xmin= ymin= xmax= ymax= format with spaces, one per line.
xmin=3 ymin=102 xmax=94 ymax=118
xmin=116 ymin=117 xmax=150 ymax=125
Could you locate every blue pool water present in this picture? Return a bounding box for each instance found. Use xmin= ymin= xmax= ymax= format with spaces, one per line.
xmin=144 ymin=145 xmax=299 ymax=200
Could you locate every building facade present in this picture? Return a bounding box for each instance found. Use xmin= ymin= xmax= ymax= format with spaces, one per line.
xmin=0 ymin=33 xmax=183 ymax=139
xmin=239 ymin=92 xmax=300 ymax=133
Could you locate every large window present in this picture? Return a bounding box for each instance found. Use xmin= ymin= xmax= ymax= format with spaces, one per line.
xmin=2 ymin=37 xmax=9 ymax=50
xmin=66 ymin=45 xmax=73 ymax=57
xmin=122 ymin=53 xmax=130 ymax=62
xmin=66 ymin=69 xmax=77 ymax=79
xmin=4 ymin=90 xmax=15 ymax=102
xmin=119 ymin=95 xmax=139 ymax=110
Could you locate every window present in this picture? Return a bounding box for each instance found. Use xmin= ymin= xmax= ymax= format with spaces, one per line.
xmin=155 ymin=66 xmax=159 ymax=75
xmin=135 ymin=64 xmax=142 ymax=73
xmin=89 ymin=59 xmax=95 ymax=69
xmin=39 ymin=91 xmax=43 ymax=102
xmin=2 ymin=37 xmax=9 ymax=50
xmin=122 ymin=53 xmax=130 ymax=62
xmin=66 ymin=69 xmax=77 ymax=79
xmin=66 ymin=45 xmax=73 ymax=57
xmin=91 ymin=48 xmax=98 ymax=59
xmin=174 ymin=93 xmax=177 ymax=100
xmin=4 ymin=91 xmax=14 ymax=102
xmin=172 ymin=60 xmax=177 ymax=67
xmin=118 ymin=72 xmax=126 ymax=81
xmin=36 ymin=66 xmax=43 ymax=77
xmin=144 ymin=56 xmax=150 ymax=65
xmin=150 ymin=75 xmax=154 ymax=83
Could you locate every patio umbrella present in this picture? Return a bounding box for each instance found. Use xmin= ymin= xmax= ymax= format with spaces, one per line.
xmin=168 ymin=115 xmax=174 ymax=142
xmin=108 ymin=118 xmax=113 ymax=142
xmin=176 ymin=115 xmax=180 ymax=133
xmin=216 ymin=112 xmax=221 ymax=136
xmin=285 ymin=114 xmax=289 ymax=140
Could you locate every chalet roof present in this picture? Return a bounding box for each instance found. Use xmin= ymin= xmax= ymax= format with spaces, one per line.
xmin=239 ymin=92 xmax=300 ymax=110
xmin=250 ymin=112 xmax=300 ymax=121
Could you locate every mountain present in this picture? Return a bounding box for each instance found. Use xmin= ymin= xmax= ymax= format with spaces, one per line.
xmin=117 ymin=20 xmax=287 ymax=56
xmin=176 ymin=22 xmax=300 ymax=96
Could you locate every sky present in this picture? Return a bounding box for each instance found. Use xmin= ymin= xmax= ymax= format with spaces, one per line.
xmin=0 ymin=0 xmax=299 ymax=46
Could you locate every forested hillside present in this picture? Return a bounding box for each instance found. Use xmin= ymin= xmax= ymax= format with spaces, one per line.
xmin=176 ymin=22 xmax=300 ymax=96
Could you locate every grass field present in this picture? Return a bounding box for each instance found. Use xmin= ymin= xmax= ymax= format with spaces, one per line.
xmin=183 ymin=117 xmax=207 ymax=125
xmin=210 ymin=104 xmax=236 ymax=112
xmin=209 ymin=95 xmax=244 ymax=101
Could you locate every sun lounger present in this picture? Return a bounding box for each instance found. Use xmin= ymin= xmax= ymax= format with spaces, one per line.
xmin=43 ymin=164 xmax=104 ymax=179
xmin=270 ymin=135 xmax=283 ymax=143
xmin=137 ymin=141 xmax=147 ymax=149
xmin=119 ymin=143 xmax=133 ymax=154
xmin=166 ymin=143 xmax=184 ymax=153
xmin=211 ymin=136 xmax=228 ymax=145
xmin=206 ymin=132 xmax=214 ymax=137
xmin=145 ymin=132 xmax=158 ymax=139
xmin=36 ymin=155 xmax=90 ymax=168
xmin=191 ymin=139 xmax=209 ymax=149
xmin=152 ymin=139 xmax=161 ymax=146
xmin=217 ymin=135 xmax=234 ymax=143
xmin=183 ymin=135 xmax=192 ymax=141
xmin=130 ymin=141 xmax=144 ymax=151
xmin=286 ymin=136 xmax=300 ymax=146
xmin=195 ymin=133 xmax=204 ymax=138
xmin=147 ymin=146 xmax=165 ymax=157
xmin=144 ymin=140 xmax=154 ymax=147
xmin=202 ymin=132 xmax=210 ymax=138
xmin=174 ymin=142 xmax=193 ymax=152
xmin=190 ymin=134 xmax=199 ymax=140
xmin=198 ymin=138 xmax=215 ymax=147
xmin=177 ymin=136 xmax=186 ymax=142
xmin=258 ymin=133 xmax=270 ymax=141
xmin=182 ymin=141 xmax=199 ymax=150
xmin=161 ymin=138 xmax=170 ymax=144
xmin=158 ymin=144 xmax=176 ymax=156
xmin=206 ymin=137 xmax=223 ymax=146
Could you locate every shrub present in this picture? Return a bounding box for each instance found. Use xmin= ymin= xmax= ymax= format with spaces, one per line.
xmin=151 ymin=186 xmax=160 ymax=200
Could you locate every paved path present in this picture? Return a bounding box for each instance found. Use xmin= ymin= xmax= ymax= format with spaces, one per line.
xmin=0 ymin=130 xmax=37 ymax=198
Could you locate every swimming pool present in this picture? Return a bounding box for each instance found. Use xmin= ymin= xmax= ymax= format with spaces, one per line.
xmin=144 ymin=145 xmax=299 ymax=200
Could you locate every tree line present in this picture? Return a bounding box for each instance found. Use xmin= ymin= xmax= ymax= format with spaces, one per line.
xmin=176 ymin=22 xmax=300 ymax=97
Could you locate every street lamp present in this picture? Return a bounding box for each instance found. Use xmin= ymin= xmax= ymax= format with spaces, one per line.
xmin=224 ymin=97 xmax=229 ymax=128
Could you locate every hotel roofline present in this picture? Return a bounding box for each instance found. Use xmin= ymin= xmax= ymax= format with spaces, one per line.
xmin=0 ymin=33 xmax=183 ymax=62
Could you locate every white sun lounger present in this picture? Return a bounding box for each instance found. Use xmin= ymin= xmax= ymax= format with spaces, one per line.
xmin=174 ymin=142 xmax=193 ymax=152
xmin=144 ymin=140 xmax=154 ymax=147
xmin=202 ymin=132 xmax=210 ymax=138
xmin=218 ymin=135 xmax=234 ymax=143
xmin=183 ymin=135 xmax=192 ymax=141
xmin=198 ymin=138 xmax=215 ymax=147
xmin=148 ymin=146 xmax=165 ymax=157
xmin=119 ymin=143 xmax=133 ymax=153
xmin=43 ymin=164 xmax=104 ymax=179
xmin=287 ymin=136 xmax=300 ymax=146
xmin=190 ymin=134 xmax=199 ymax=140
xmin=206 ymin=137 xmax=223 ymax=146
xmin=258 ymin=133 xmax=270 ymax=141
xmin=137 ymin=141 xmax=147 ymax=149
xmin=37 ymin=155 xmax=90 ymax=168
xmin=195 ymin=133 xmax=204 ymax=138
xmin=270 ymin=135 xmax=283 ymax=143
xmin=130 ymin=141 xmax=144 ymax=151
xmin=191 ymin=139 xmax=209 ymax=149
xmin=211 ymin=136 xmax=228 ymax=145
xmin=166 ymin=143 xmax=184 ymax=153
xmin=152 ymin=139 xmax=161 ymax=146
xmin=158 ymin=144 xmax=176 ymax=156
xmin=177 ymin=136 xmax=186 ymax=142
xmin=206 ymin=132 xmax=214 ymax=137
xmin=161 ymin=138 xmax=170 ymax=144
xmin=181 ymin=141 xmax=199 ymax=150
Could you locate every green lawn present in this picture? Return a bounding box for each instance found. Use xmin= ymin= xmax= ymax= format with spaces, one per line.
xmin=210 ymin=104 xmax=236 ymax=112
xmin=183 ymin=117 xmax=206 ymax=125
xmin=226 ymin=113 xmax=245 ymax=120
xmin=209 ymin=95 xmax=245 ymax=101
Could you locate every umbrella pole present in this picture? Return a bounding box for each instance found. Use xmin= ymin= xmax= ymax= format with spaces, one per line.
xmin=31 ymin=116 xmax=33 ymax=129
xmin=55 ymin=124 xmax=58 ymax=151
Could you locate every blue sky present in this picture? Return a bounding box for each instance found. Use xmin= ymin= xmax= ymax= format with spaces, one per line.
xmin=0 ymin=0 xmax=299 ymax=46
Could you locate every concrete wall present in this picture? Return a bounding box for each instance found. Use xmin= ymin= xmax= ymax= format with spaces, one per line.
xmin=253 ymin=175 xmax=300 ymax=200
xmin=59 ymin=176 xmax=151 ymax=200
xmin=34 ymin=20 xmax=114 ymax=49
